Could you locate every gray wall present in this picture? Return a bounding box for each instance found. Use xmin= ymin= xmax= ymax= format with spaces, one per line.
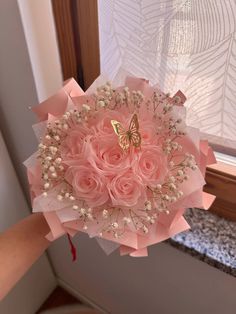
xmin=0 ymin=0 xmax=38 ymax=198
xmin=0 ymin=130 xmax=56 ymax=313
xmin=0 ymin=1 xmax=56 ymax=312
xmin=50 ymin=234 xmax=236 ymax=314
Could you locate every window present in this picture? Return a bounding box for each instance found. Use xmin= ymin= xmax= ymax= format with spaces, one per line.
xmin=52 ymin=0 xmax=236 ymax=221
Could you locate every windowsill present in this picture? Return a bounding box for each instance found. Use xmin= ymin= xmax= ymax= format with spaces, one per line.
xmin=208 ymin=159 xmax=236 ymax=177
xmin=168 ymin=208 xmax=236 ymax=277
xmin=205 ymin=155 xmax=236 ymax=221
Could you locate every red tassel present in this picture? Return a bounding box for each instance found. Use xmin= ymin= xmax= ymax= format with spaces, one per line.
xmin=67 ymin=233 xmax=77 ymax=262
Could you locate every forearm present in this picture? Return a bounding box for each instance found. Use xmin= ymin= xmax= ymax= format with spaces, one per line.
xmin=0 ymin=213 xmax=50 ymax=300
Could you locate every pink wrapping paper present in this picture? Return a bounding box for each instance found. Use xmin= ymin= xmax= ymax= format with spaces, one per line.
xmin=24 ymin=74 xmax=216 ymax=257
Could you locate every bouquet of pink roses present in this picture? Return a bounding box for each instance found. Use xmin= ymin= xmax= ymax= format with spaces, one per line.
xmin=24 ymin=75 xmax=216 ymax=257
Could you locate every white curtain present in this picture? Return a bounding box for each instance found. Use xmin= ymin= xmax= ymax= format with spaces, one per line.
xmin=98 ymin=0 xmax=236 ymax=154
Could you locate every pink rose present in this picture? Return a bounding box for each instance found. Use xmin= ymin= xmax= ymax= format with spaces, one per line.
xmin=65 ymin=163 xmax=109 ymax=207
xmin=108 ymin=170 xmax=146 ymax=208
xmin=61 ymin=126 xmax=93 ymax=161
xmin=85 ymin=136 xmax=131 ymax=176
xmin=134 ymin=146 xmax=168 ymax=186
xmin=140 ymin=120 xmax=158 ymax=145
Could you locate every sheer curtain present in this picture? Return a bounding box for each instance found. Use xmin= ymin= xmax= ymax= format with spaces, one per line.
xmin=98 ymin=0 xmax=236 ymax=154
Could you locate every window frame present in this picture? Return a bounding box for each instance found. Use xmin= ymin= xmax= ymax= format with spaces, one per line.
xmin=52 ymin=0 xmax=100 ymax=90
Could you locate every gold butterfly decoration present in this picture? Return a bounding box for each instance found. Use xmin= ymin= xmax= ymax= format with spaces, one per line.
xmin=111 ymin=114 xmax=141 ymax=151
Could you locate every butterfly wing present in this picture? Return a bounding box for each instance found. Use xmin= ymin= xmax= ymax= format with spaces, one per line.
xmin=111 ymin=120 xmax=125 ymax=136
xmin=129 ymin=114 xmax=141 ymax=148
xmin=119 ymin=133 xmax=130 ymax=151
xmin=111 ymin=120 xmax=130 ymax=150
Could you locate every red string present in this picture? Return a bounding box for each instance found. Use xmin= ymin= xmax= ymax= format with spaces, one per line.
xmin=67 ymin=233 xmax=77 ymax=262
